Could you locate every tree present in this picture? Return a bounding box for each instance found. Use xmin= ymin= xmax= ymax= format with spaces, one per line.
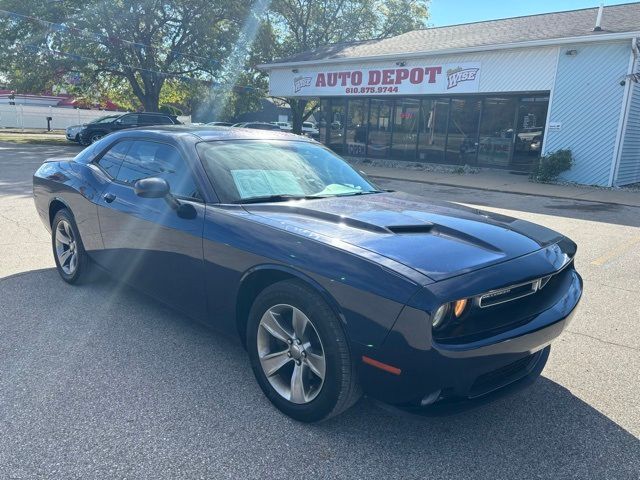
xmin=262 ymin=0 xmax=430 ymax=133
xmin=0 ymin=0 xmax=251 ymax=111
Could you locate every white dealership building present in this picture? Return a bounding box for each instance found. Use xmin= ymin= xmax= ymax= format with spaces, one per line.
xmin=261 ymin=3 xmax=640 ymax=186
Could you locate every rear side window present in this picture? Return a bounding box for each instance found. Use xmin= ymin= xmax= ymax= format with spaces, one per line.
xmin=116 ymin=140 xmax=200 ymax=199
xmin=119 ymin=114 xmax=139 ymax=125
xmin=96 ymin=141 xmax=133 ymax=177
xmin=155 ymin=116 xmax=175 ymax=125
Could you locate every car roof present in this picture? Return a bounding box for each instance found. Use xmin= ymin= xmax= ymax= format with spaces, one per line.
xmin=120 ymin=125 xmax=316 ymax=142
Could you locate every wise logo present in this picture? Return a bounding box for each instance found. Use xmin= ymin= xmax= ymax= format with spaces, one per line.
xmin=446 ymin=67 xmax=479 ymax=89
xmin=293 ymin=76 xmax=312 ymax=92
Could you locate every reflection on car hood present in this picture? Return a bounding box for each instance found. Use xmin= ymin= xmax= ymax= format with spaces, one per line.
xmin=244 ymin=191 xmax=564 ymax=281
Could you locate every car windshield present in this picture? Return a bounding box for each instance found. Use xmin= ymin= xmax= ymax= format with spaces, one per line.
xmin=197 ymin=140 xmax=380 ymax=203
xmin=90 ymin=115 xmax=120 ymax=124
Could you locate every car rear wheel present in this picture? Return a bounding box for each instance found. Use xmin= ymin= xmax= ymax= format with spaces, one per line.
xmin=52 ymin=209 xmax=90 ymax=284
xmin=247 ymin=279 xmax=361 ymax=422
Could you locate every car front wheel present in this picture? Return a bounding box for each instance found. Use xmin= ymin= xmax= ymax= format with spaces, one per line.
xmin=89 ymin=132 xmax=104 ymax=144
xmin=51 ymin=209 xmax=90 ymax=284
xmin=247 ymin=279 xmax=361 ymax=422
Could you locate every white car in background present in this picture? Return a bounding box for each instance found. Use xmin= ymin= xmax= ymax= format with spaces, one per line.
xmin=272 ymin=121 xmax=292 ymax=131
xmin=302 ymin=122 xmax=319 ymax=137
xmin=270 ymin=121 xmax=319 ymax=138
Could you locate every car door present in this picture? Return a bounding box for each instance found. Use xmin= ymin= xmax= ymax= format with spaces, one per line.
xmin=96 ymin=139 xmax=207 ymax=319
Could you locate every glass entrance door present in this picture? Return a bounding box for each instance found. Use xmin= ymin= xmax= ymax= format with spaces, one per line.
xmin=391 ymin=98 xmax=419 ymax=160
xmin=512 ymin=96 xmax=549 ymax=171
xmin=477 ymin=97 xmax=517 ymax=168
xmin=367 ymin=99 xmax=392 ymax=158
xmin=446 ymin=98 xmax=481 ymax=165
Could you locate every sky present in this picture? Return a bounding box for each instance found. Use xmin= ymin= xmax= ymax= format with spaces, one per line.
xmin=428 ymin=0 xmax=635 ymax=26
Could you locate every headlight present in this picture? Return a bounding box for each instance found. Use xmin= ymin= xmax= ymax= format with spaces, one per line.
xmin=431 ymin=299 xmax=469 ymax=329
xmin=431 ymin=304 xmax=450 ymax=329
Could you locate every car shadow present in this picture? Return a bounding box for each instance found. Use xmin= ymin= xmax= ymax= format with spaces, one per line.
xmin=0 ymin=268 xmax=638 ymax=478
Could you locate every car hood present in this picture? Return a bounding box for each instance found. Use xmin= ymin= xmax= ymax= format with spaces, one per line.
xmin=244 ymin=192 xmax=564 ymax=281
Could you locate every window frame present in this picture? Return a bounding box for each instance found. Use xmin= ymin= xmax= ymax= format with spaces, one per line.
xmin=93 ymin=138 xmax=204 ymax=203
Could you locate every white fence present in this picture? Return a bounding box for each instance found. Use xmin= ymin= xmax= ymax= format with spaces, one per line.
xmin=0 ymin=105 xmax=191 ymax=130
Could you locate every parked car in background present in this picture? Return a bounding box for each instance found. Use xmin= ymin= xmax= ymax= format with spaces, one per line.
xmin=78 ymin=112 xmax=180 ymax=145
xmin=272 ymin=121 xmax=292 ymax=131
xmin=302 ymin=121 xmax=319 ymax=138
xmin=233 ymin=122 xmax=282 ymax=131
xmin=33 ymin=126 xmax=582 ymax=422
xmin=65 ymin=115 xmax=121 ymax=143
xmin=206 ymin=121 xmax=233 ymax=127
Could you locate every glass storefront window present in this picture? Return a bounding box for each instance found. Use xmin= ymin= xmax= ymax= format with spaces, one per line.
xmin=391 ymin=98 xmax=419 ymax=160
xmin=318 ymin=94 xmax=548 ymax=170
xmin=328 ymin=98 xmax=346 ymax=154
xmin=367 ymin=98 xmax=393 ymax=158
xmin=477 ymin=97 xmax=517 ymax=168
xmin=446 ymin=97 xmax=481 ymax=165
xmin=345 ymin=99 xmax=368 ymax=157
xmin=318 ymin=99 xmax=330 ymax=144
xmin=418 ymin=98 xmax=448 ymax=163
xmin=512 ymin=96 xmax=549 ymax=171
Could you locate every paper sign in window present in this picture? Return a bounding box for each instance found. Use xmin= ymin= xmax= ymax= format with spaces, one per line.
xmin=231 ymin=169 xmax=305 ymax=199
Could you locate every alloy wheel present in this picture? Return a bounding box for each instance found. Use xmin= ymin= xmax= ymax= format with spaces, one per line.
xmin=257 ymin=304 xmax=326 ymax=404
xmin=55 ymin=220 xmax=78 ymax=275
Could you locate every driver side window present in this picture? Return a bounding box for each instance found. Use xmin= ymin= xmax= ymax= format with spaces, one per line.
xmin=115 ymin=140 xmax=201 ymax=200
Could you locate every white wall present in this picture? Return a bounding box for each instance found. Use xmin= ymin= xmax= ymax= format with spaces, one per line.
xmin=0 ymin=105 xmax=192 ymax=129
xmin=0 ymin=105 xmax=124 ymax=130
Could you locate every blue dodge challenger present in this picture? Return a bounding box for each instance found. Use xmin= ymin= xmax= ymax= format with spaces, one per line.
xmin=33 ymin=126 xmax=582 ymax=422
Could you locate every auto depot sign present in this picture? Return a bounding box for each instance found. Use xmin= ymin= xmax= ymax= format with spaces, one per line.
xmin=270 ymin=62 xmax=481 ymax=96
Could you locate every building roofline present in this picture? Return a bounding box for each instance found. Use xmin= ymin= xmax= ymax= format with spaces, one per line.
xmin=258 ymin=31 xmax=640 ymax=70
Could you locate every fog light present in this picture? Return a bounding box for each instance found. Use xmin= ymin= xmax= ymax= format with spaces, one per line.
xmin=421 ymin=389 xmax=442 ymax=406
xmin=431 ymin=304 xmax=450 ymax=329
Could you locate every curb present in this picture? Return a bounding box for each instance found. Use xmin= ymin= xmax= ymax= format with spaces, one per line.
xmin=368 ymin=174 xmax=640 ymax=209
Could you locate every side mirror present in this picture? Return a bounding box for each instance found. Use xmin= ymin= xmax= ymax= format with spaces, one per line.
xmin=114 ymin=118 xmax=122 ymax=124
xmin=133 ymin=177 xmax=170 ymax=198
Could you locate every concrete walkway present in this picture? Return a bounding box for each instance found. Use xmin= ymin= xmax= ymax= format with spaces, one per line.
xmin=359 ymin=165 xmax=640 ymax=207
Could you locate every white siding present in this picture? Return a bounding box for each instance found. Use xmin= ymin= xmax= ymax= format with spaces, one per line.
xmin=544 ymin=42 xmax=630 ymax=186
xmin=615 ymin=56 xmax=640 ymax=186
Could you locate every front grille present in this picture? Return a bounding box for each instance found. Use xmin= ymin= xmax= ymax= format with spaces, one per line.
xmin=469 ymin=351 xmax=540 ymax=398
xmin=478 ymin=280 xmax=540 ymax=307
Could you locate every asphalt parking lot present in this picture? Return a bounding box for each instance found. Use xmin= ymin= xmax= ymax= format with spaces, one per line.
xmin=0 ymin=142 xmax=638 ymax=479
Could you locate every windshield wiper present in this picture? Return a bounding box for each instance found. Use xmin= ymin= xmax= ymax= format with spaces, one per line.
xmin=334 ymin=190 xmax=385 ymax=197
xmin=233 ymin=194 xmax=326 ymax=204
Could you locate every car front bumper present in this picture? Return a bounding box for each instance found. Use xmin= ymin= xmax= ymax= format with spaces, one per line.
xmin=354 ymin=269 xmax=582 ymax=410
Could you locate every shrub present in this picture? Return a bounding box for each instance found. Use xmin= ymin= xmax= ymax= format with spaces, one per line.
xmin=530 ymin=149 xmax=573 ymax=182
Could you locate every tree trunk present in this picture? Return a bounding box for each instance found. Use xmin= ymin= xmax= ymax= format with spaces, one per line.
xmin=289 ymin=98 xmax=307 ymax=134
xmin=141 ymin=92 xmax=160 ymax=112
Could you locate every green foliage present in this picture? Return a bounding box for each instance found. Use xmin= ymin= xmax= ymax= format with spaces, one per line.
xmin=530 ymin=149 xmax=574 ymax=183
xmin=0 ymin=0 xmax=252 ymax=111
xmin=0 ymin=0 xmax=430 ymax=119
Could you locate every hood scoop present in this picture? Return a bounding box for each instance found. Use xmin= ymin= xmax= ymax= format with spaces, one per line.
xmin=386 ymin=223 xmax=434 ymax=234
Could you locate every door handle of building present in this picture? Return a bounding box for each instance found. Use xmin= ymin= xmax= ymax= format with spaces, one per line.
xmin=103 ymin=193 xmax=116 ymax=203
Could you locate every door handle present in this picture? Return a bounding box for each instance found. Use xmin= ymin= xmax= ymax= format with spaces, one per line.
xmin=103 ymin=193 xmax=116 ymax=203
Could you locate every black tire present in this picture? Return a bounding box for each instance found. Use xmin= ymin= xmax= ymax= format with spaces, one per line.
xmin=247 ymin=279 xmax=361 ymax=422
xmin=51 ymin=209 xmax=91 ymax=284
